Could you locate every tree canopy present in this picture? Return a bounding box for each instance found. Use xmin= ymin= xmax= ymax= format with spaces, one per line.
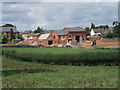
xmin=85 ymin=27 xmax=90 ymax=36
xmin=10 ymin=29 xmax=15 ymax=41
xmin=91 ymin=23 xmax=95 ymax=29
xmin=34 ymin=27 xmax=44 ymax=33
xmin=112 ymin=21 xmax=120 ymax=38
xmin=2 ymin=23 xmax=14 ymax=27
xmin=2 ymin=32 xmax=8 ymax=44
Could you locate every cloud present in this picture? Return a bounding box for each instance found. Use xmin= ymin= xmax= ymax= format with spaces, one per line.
xmin=1 ymin=2 xmax=118 ymax=31
xmin=2 ymin=0 xmax=119 ymax=2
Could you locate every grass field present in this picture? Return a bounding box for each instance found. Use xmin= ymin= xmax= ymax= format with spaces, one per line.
xmin=2 ymin=56 xmax=118 ymax=88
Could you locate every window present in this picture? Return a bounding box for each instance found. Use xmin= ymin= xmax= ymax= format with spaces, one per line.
xmin=63 ymin=36 xmax=65 ymax=38
xmin=69 ymin=35 xmax=72 ymax=37
xmin=54 ymin=36 xmax=55 ymax=38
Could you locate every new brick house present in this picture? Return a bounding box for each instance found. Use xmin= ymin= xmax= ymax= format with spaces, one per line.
xmin=38 ymin=30 xmax=59 ymax=46
xmin=27 ymin=33 xmax=43 ymax=45
xmin=22 ymin=30 xmax=34 ymax=40
xmin=22 ymin=27 xmax=86 ymax=46
xmin=56 ymin=27 xmax=86 ymax=45
xmin=56 ymin=30 xmax=68 ymax=45
xmin=63 ymin=27 xmax=86 ymax=43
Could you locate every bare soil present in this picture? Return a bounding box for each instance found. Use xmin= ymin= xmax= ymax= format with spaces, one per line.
xmin=81 ymin=38 xmax=119 ymax=48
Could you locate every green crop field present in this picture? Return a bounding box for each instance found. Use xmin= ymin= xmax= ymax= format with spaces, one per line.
xmin=2 ymin=56 xmax=119 ymax=88
xmin=1 ymin=48 xmax=119 ymax=88
xmin=2 ymin=48 xmax=119 ymax=65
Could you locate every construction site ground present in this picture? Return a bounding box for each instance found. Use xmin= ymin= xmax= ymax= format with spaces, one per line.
xmin=81 ymin=38 xmax=119 ymax=49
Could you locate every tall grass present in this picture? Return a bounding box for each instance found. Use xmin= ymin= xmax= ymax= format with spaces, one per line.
xmin=2 ymin=48 xmax=119 ymax=66
xmin=2 ymin=57 xmax=118 ymax=88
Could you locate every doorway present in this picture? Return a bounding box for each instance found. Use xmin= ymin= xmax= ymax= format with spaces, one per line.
xmin=48 ymin=40 xmax=53 ymax=45
xmin=75 ymin=36 xmax=80 ymax=42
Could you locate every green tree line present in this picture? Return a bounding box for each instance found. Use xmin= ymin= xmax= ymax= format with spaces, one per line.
xmin=85 ymin=21 xmax=120 ymax=38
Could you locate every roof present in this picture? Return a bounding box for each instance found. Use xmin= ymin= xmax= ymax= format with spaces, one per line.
xmin=93 ymin=29 xmax=112 ymax=34
xmin=38 ymin=33 xmax=50 ymax=40
xmin=22 ymin=30 xmax=33 ymax=34
xmin=44 ymin=30 xmax=51 ymax=33
xmin=33 ymin=33 xmax=41 ymax=36
xmin=0 ymin=26 xmax=18 ymax=33
xmin=63 ymin=27 xmax=85 ymax=32
xmin=56 ymin=30 xmax=68 ymax=36
xmin=28 ymin=36 xmax=33 ymax=40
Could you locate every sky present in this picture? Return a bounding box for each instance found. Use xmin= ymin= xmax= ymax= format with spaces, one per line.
xmin=1 ymin=0 xmax=119 ymax=32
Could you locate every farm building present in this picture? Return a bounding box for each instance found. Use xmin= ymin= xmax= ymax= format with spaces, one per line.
xmin=0 ymin=26 xmax=19 ymax=38
xmin=27 ymin=33 xmax=43 ymax=45
xmin=63 ymin=27 xmax=86 ymax=45
xmin=22 ymin=30 xmax=34 ymax=40
xmin=38 ymin=30 xmax=59 ymax=46
xmin=56 ymin=30 xmax=68 ymax=45
xmin=21 ymin=27 xmax=86 ymax=46
xmin=90 ymin=29 xmax=113 ymax=36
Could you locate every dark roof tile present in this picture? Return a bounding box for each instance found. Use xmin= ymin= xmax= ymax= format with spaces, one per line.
xmin=56 ymin=30 xmax=68 ymax=35
xmin=33 ymin=33 xmax=41 ymax=36
xmin=63 ymin=27 xmax=85 ymax=32
xmin=93 ymin=29 xmax=112 ymax=34
xmin=0 ymin=27 xmax=18 ymax=32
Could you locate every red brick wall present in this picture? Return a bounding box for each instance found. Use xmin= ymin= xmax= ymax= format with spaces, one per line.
xmin=38 ymin=31 xmax=59 ymax=46
xmin=58 ymin=35 xmax=67 ymax=45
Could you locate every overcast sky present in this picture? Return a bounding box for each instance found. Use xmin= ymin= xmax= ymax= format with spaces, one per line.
xmin=1 ymin=1 xmax=118 ymax=31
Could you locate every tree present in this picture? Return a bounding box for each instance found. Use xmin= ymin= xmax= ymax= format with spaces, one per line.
xmin=2 ymin=23 xmax=14 ymax=27
xmin=34 ymin=27 xmax=44 ymax=33
xmin=113 ymin=21 xmax=118 ymax=26
xmin=17 ymin=33 xmax=24 ymax=41
xmin=2 ymin=32 xmax=8 ymax=44
xmin=106 ymin=25 xmax=109 ymax=29
xmin=94 ymin=25 xmax=109 ymax=30
xmin=10 ymin=29 xmax=15 ymax=41
xmin=85 ymin=27 xmax=90 ymax=36
xmin=97 ymin=25 xmax=109 ymax=30
xmin=105 ymin=32 xmax=114 ymax=38
xmin=112 ymin=21 xmax=120 ymax=38
xmin=17 ymin=34 xmax=24 ymax=41
xmin=91 ymin=23 xmax=95 ymax=29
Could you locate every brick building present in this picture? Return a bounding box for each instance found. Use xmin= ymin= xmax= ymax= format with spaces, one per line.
xmin=22 ymin=30 xmax=34 ymax=40
xmin=0 ymin=26 xmax=19 ymax=38
xmin=23 ymin=27 xmax=86 ymax=46
xmin=56 ymin=27 xmax=86 ymax=45
xmin=38 ymin=30 xmax=59 ymax=46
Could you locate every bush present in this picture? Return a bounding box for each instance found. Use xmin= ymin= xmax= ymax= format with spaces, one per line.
xmin=2 ymin=35 xmax=8 ymax=44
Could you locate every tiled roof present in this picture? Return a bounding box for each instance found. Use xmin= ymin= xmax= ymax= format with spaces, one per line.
xmin=0 ymin=26 xmax=18 ymax=33
xmin=33 ymin=33 xmax=41 ymax=36
xmin=56 ymin=30 xmax=68 ymax=36
xmin=44 ymin=30 xmax=51 ymax=33
xmin=22 ymin=30 xmax=33 ymax=34
xmin=93 ymin=29 xmax=112 ymax=34
xmin=28 ymin=36 xmax=33 ymax=40
xmin=38 ymin=33 xmax=50 ymax=40
xmin=63 ymin=27 xmax=85 ymax=32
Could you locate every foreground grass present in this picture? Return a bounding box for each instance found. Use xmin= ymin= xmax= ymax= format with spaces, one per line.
xmin=2 ymin=57 xmax=118 ymax=88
